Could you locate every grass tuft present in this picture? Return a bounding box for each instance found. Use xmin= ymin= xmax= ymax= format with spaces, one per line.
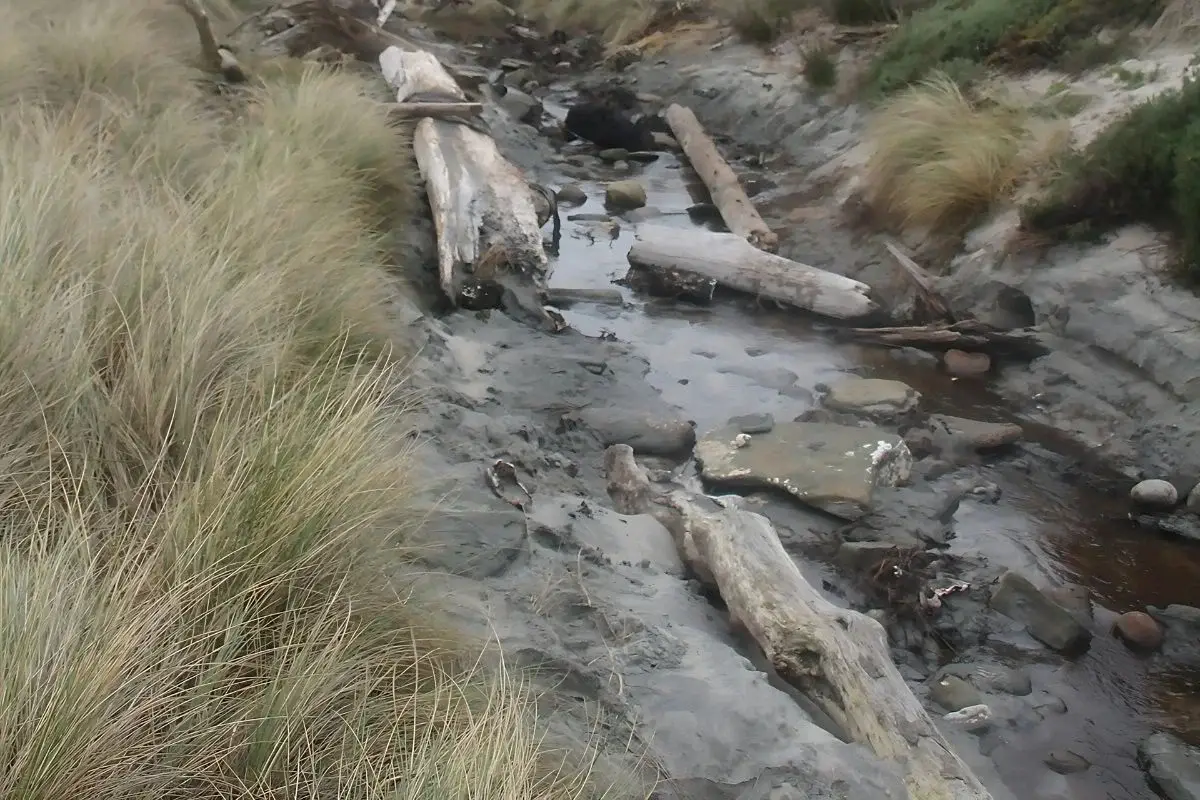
xmin=0 ymin=0 xmax=645 ymax=797
xmin=864 ymin=73 xmax=1067 ymax=233
xmin=802 ymin=44 xmax=840 ymax=89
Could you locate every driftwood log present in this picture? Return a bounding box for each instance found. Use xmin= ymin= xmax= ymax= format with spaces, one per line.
xmin=838 ymin=320 xmax=1050 ymax=361
xmin=626 ymin=225 xmax=876 ymax=319
xmin=884 ymin=240 xmax=954 ymax=323
xmin=602 ymin=445 xmax=992 ymax=800
xmin=378 ymin=46 xmax=549 ymax=317
xmin=665 ymin=104 xmax=778 ymax=252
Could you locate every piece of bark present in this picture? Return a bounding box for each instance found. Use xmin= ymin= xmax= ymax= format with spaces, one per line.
xmin=378 ymin=47 xmax=548 ymax=317
xmin=387 ymin=101 xmax=484 ymax=121
xmin=884 ymin=240 xmax=954 ymax=323
xmin=542 ymin=287 xmax=627 ymax=307
xmin=664 ymin=493 xmax=993 ymax=800
xmin=839 ymin=320 xmax=1049 ymax=361
xmin=626 ymin=225 xmax=876 ymax=319
xmin=665 ymin=104 xmax=777 ymax=252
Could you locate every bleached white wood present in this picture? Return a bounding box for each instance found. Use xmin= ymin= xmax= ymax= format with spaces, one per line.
xmin=378 ymin=46 xmax=547 ymax=308
xmin=626 ymin=224 xmax=877 ymax=320
xmin=665 ymin=103 xmax=778 ymax=252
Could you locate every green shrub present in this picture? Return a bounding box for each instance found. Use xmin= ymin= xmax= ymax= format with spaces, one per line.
xmin=803 ymin=45 xmax=839 ymax=89
xmin=864 ymin=0 xmax=1166 ymax=97
xmin=831 ymin=0 xmax=896 ymax=25
xmin=729 ymin=0 xmax=810 ymax=43
xmin=1022 ymin=76 xmax=1200 ymax=277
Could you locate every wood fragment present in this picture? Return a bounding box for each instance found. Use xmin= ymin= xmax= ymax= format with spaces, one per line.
xmin=378 ymin=46 xmax=549 ymax=320
xmin=626 ymin=225 xmax=876 ymax=319
xmin=374 ymin=0 xmax=398 ymax=27
xmin=388 ymin=101 xmax=484 ymax=121
xmin=884 ymin=240 xmax=954 ymax=323
xmin=176 ymin=0 xmax=247 ymax=82
xmin=542 ymin=287 xmax=627 ymax=308
xmin=839 ymin=320 xmax=1049 ymax=361
xmin=665 ymin=104 xmax=778 ymax=252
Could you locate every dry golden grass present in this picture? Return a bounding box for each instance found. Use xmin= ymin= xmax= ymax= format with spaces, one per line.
xmin=518 ymin=0 xmax=664 ymax=47
xmin=0 ymin=0 xmax=643 ymax=797
xmin=863 ymin=73 xmax=1069 ymax=233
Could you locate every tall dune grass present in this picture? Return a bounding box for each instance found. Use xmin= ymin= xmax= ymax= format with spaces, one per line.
xmin=0 ymin=1 xmax=640 ymax=797
xmin=862 ymin=73 xmax=1068 ymax=233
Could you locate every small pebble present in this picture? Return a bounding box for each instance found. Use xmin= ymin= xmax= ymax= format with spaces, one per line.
xmin=943 ymin=349 xmax=991 ymax=378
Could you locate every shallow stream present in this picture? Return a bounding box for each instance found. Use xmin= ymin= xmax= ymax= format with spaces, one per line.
xmin=536 ymin=99 xmax=1200 ymax=800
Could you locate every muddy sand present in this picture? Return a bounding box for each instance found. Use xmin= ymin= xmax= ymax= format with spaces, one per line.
xmin=381 ymin=18 xmax=1200 ymax=800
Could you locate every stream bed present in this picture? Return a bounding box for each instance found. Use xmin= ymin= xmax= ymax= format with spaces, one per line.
xmin=531 ymin=100 xmax=1200 ymax=800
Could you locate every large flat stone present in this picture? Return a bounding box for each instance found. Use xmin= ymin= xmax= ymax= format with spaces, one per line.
xmin=823 ymin=377 xmax=920 ymax=419
xmin=695 ymin=422 xmax=911 ymax=520
xmin=989 ymin=570 xmax=1092 ymax=654
xmin=1139 ymin=732 xmax=1200 ymax=800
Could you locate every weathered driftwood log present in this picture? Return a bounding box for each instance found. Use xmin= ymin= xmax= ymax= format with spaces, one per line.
xmin=884 ymin=240 xmax=954 ymax=323
xmin=619 ymin=262 xmax=717 ymax=305
xmin=378 ymin=46 xmax=548 ymax=317
xmin=601 ymin=445 xmax=990 ymax=800
xmin=665 ymin=104 xmax=778 ymax=252
xmin=839 ymin=320 xmax=1050 ymax=361
xmin=626 ymin=225 xmax=876 ymax=319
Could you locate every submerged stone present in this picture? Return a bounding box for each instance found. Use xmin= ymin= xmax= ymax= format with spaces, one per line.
xmin=823 ymin=377 xmax=920 ymax=419
xmin=694 ymin=422 xmax=911 ymax=520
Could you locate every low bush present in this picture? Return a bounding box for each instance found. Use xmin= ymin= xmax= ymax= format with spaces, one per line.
xmin=803 ymin=44 xmax=840 ymax=89
xmin=726 ymin=0 xmax=813 ymax=43
xmin=864 ymin=0 xmax=1166 ymax=97
xmin=864 ymin=73 xmax=1067 ymax=232
xmin=1022 ymin=75 xmax=1200 ymax=279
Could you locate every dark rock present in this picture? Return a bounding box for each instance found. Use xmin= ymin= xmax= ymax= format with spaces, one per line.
xmin=1047 ymin=584 xmax=1093 ymax=621
xmin=944 ymin=349 xmax=991 ymax=377
xmin=729 ymin=412 xmax=775 ymax=434
xmin=598 ymin=147 xmax=631 ymax=162
xmin=498 ymin=86 xmax=543 ymax=124
xmin=565 ymin=408 xmax=695 ymax=456
xmin=1139 ymin=732 xmax=1200 ymax=800
xmin=1131 ymin=511 xmax=1200 ymax=543
xmin=564 ymin=102 xmax=658 ymax=151
xmin=928 ymin=674 xmax=983 ymax=711
xmin=556 ymin=184 xmax=588 ymax=205
xmin=989 ymin=571 xmax=1093 ymax=653
xmin=927 ymin=414 xmax=1023 ymax=451
xmin=1044 ymin=749 xmax=1090 ymax=774
xmin=604 ymin=179 xmax=647 ymax=210
xmin=836 ymin=541 xmax=913 ymax=572
xmin=940 ymin=662 xmax=1032 ymax=696
xmin=1114 ymin=610 xmax=1164 ymax=651
xmin=823 ymin=377 xmax=921 ymax=420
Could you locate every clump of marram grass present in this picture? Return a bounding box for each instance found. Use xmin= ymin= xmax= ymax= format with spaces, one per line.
xmin=863 ymin=73 xmax=1068 ymax=234
xmin=0 ymin=0 xmax=644 ymax=797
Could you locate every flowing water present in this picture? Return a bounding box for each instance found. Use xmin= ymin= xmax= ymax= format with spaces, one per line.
xmin=538 ymin=120 xmax=1200 ymax=800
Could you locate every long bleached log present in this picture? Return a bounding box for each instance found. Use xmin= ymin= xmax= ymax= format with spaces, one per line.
xmin=378 ymin=47 xmax=548 ymax=317
xmin=665 ymin=104 xmax=778 ymax=252
xmin=601 ymin=444 xmax=992 ymax=800
xmin=626 ymin=225 xmax=877 ymax=320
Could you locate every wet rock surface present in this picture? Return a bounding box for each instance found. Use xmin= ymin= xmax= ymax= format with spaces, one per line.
xmin=990 ymin=571 xmax=1093 ymax=653
xmin=385 ymin=21 xmax=1200 ymax=800
xmin=1139 ymin=733 xmax=1200 ymax=800
xmin=695 ymin=422 xmax=912 ymax=519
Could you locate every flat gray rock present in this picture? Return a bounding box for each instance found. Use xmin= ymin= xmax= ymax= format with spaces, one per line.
xmin=695 ymin=422 xmax=911 ymax=520
xmin=823 ymin=377 xmax=920 ymax=419
xmin=1139 ymin=732 xmax=1200 ymax=800
xmin=989 ymin=571 xmax=1092 ymax=653
xmin=567 ymin=408 xmax=696 ymax=456
xmin=929 ymin=414 xmax=1024 ymax=451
